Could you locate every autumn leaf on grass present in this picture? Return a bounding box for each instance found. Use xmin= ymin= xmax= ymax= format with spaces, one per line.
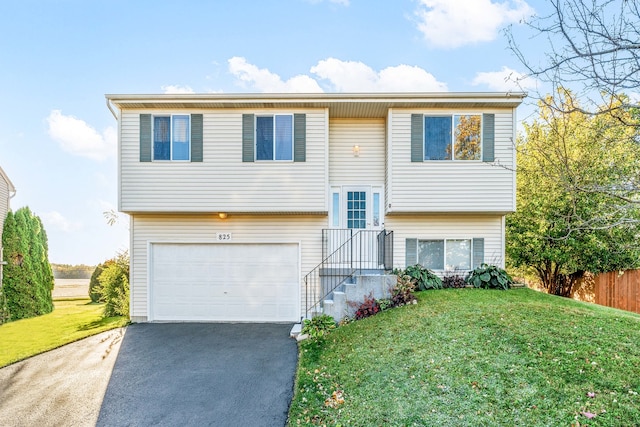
xmin=581 ymin=411 xmax=596 ymax=419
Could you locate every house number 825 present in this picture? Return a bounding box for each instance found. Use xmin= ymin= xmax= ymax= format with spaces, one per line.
xmin=216 ymin=233 xmax=232 ymax=241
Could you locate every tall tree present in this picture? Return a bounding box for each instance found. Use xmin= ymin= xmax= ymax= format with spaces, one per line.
xmin=508 ymin=0 xmax=640 ymax=121
xmin=1 ymin=207 xmax=54 ymax=321
xmin=506 ymin=90 xmax=640 ymax=296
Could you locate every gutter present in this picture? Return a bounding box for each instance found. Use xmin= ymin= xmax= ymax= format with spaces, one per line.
xmin=106 ymin=98 xmax=118 ymax=120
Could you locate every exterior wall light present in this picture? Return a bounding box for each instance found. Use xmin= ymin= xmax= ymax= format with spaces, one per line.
xmin=352 ymin=145 xmax=360 ymax=157
xmin=218 ymin=212 xmax=228 ymax=219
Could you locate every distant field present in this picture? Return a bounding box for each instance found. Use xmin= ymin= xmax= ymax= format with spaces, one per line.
xmin=52 ymin=278 xmax=89 ymax=299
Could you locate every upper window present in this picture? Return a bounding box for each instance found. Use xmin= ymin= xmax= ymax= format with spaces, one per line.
xmin=256 ymin=115 xmax=293 ymax=161
xmin=418 ymin=239 xmax=472 ymax=270
xmin=153 ymin=115 xmax=190 ymax=161
xmin=424 ymin=115 xmax=481 ymax=161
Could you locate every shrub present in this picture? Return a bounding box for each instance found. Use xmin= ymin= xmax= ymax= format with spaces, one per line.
xmin=301 ymin=314 xmax=336 ymax=339
xmin=89 ymin=260 xmax=112 ymax=303
xmin=98 ymin=251 xmax=130 ymax=317
xmin=391 ymin=275 xmax=417 ymax=307
xmin=377 ymin=298 xmax=393 ymax=311
xmin=466 ymin=264 xmax=513 ymax=290
xmin=403 ymin=264 xmax=442 ymax=290
xmin=353 ymin=293 xmax=380 ymax=320
xmin=442 ymin=270 xmax=467 ymax=288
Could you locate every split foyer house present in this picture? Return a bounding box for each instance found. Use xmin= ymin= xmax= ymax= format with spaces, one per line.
xmin=106 ymin=92 xmax=525 ymax=323
xmin=0 ymin=166 xmax=16 ymax=286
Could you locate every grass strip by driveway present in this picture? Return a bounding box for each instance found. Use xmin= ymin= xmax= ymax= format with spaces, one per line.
xmin=0 ymin=298 xmax=128 ymax=368
xmin=288 ymin=288 xmax=640 ymax=426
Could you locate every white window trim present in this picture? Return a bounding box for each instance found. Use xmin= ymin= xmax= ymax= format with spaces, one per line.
xmin=418 ymin=238 xmax=473 ymax=271
xmin=254 ymin=113 xmax=294 ymax=162
xmin=423 ymin=113 xmax=483 ymax=162
xmin=152 ymin=114 xmax=191 ymax=162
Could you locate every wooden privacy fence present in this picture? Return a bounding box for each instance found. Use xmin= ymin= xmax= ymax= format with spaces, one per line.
xmin=594 ymin=270 xmax=640 ymax=315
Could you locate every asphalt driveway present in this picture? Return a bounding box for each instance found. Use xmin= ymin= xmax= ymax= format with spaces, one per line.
xmin=0 ymin=323 xmax=298 ymax=427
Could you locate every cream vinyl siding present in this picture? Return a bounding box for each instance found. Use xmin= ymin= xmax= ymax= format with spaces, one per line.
xmin=0 ymin=176 xmax=8 ymax=236
xmin=388 ymin=110 xmax=515 ymax=213
xmin=385 ymin=214 xmax=505 ymax=269
xmin=130 ymin=214 xmax=325 ymax=321
xmin=329 ymin=119 xmax=385 ymax=184
xmin=120 ymin=110 xmax=327 ymax=213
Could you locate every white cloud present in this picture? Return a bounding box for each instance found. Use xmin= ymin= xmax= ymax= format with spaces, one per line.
xmin=415 ymin=0 xmax=534 ymax=48
xmin=472 ymin=66 xmax=537 ymax=91
xmin=311 ymin=58 xmax=448 ymax=92
xmin=41 ymin=211 xmax=82 ymax=232
xmin=47 ymin=110 xmax=116 ymax=161
xmin=228 ymin=57 xmax=323 ymax=93
xmin=162 ymin=84 xmax=195 ymax=94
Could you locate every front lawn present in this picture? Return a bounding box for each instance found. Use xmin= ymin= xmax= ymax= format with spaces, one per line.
xmin=0 ymin=298 xmax=128 ymax=368
xmin=289 ymin=288 xmax=640 ymax=426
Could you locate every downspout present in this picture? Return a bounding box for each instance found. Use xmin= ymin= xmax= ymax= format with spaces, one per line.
xmin=106 ymin=98 xmax=118 ymax=120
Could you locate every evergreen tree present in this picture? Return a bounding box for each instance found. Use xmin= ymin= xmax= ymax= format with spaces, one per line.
xmin=1 ymin=207 xmax=54 ymax=321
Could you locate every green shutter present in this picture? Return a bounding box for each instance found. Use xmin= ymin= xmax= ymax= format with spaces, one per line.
xmin=139 ymin=114 xmax=152 ymax=162
xmin=294 ymin=113 xmax=306 ymax=162
xmin=482 ymin=113 xmax=495 ymax=162
xmin=411 ymin=114 xmax=424 ymax=162
xmin=405 ymin=238 xmax=418 ymax=266
xmin=472 ymin=238 xmax=484 ymax=268
xmin=242 ymin=114 xmax=255 ymax=162
xmin=190 ymin=114 xmax=203 ymax=162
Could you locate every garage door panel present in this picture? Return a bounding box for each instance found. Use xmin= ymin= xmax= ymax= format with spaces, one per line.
xmin=150 ymin=243 xmax=299 ymax=322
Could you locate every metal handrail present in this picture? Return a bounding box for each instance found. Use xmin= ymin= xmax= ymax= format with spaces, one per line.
xmin=303 ymin=229 xmax=393 ymax=319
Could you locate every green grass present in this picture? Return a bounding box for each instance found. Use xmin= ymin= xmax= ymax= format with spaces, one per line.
xmin=288 ymin=288 xmax=640 ymax=426
xmin=0 ymin=298 xmax=128 ymax=368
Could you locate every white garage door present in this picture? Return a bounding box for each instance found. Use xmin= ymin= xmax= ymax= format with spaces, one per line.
xmin=150 ymin=243 xmax=299 ymax=322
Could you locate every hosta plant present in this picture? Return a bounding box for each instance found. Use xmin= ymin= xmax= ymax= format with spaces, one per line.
xmin=301 ymin=314 xmax=336 ymax=339
xmin=403 ymin=264 xmax=443 ymax=290
xmin=466 ymin=264 xmax=514 ymax=290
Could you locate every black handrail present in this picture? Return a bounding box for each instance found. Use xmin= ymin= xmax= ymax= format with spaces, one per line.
xmin=303 ymin=229 xmax=393 ymax=319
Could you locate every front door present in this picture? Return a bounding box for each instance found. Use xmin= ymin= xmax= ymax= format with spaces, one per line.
xmin=330 ymin=185 xmax=384 ymax=231
xmin=327 ymin=185 xmax=385 ymax=267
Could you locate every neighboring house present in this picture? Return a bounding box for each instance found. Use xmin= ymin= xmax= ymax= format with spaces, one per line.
xmin=106 ymin=92 xmax=525 ymax=323
xmin=0 ymin=166 xmax=16 ymax=287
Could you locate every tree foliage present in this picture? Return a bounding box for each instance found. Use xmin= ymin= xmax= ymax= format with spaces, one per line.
xmin=88 ymin=260 xmax=112 ymax=303
xmin=508 ymin=0 xmax=640 ymax=120
xmin=506 ymin=90 xmax=640 ymax=296
xmin=98 ymin=251 xmax=129 ymax=317
xmin=51 ymin=263 xmax=94 ymax=279
xmin=1 ymin=207 xmax=54 ymax=322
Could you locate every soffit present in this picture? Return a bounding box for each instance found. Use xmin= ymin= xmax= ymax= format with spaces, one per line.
xmin=106 ymin=93 xmax=527 ymax=118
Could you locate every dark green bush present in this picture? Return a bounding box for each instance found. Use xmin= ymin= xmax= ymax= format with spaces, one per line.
xmin=402 ymin=264 xmax=442 ymax=290
xmin=466 ymin=264 xmax=513 ymax=290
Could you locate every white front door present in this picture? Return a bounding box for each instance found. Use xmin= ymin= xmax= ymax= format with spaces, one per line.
xmin=327 ymin=185 xmax=385 ymax=267
xmin=330 ymin=185 xmax=384 ymax=230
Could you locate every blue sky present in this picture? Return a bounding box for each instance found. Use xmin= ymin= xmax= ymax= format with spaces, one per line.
xmin=0 ymin=0 xmax=547 ymax=265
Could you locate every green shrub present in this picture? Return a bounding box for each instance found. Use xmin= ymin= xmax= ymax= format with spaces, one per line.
xmin=301 ymin=314 xmax=336 ymax=339
xmin=89 ymin=260 xmax=112 ymax=303
xmin=466 ymin=264 xmax=513 ymax=290
xmin=98 ymin=251 xmax=129 ymax=317
xmin=377 ymin=298 xmax=393 ymax=311
xmin=403 ymin=264 xmax=442 ymax=290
